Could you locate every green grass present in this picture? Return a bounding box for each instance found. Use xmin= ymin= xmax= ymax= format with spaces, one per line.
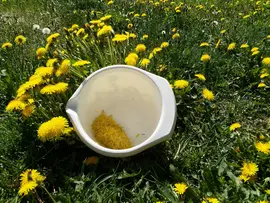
xmin=0 ymin=0 xmax=270 ymax=202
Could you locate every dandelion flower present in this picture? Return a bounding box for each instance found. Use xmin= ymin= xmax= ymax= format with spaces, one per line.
xmin=46 ymin=33 xmax=60 ymax=44
xmin=46 ymin=58 xmax=58 ymax=67
xmin=100 ymin=15 xmax=112 ymax=21
xmin=127 ymin=23 xmax=133 ymax=29
xmin=201 ymin=54 xmax=211 ymax=62
xmin=252 ymin=51 xmax=260 ymax=56
xmin=243 ymin=15 xmax=250 ymax=19
xmin=34 ymin=67 xmax=54 ymax=77
xmin=40 ymin=82 xmax=68 ymax=94
xmin=202 ymin=88 xmax=214 ymax=101
xmin=251 ymin=47 xmax=259 ymax=52
xmin=256 ymin=201 xmax=268 ymax=203
xmin=1 ymin=42 xmax=12 ymax=49
xmin=71 ymin=24 xmax=79 ymax=30
xmin=262 ymin=57 xmax=270 ymax=66
xmin=20 ymin=169 xmax=46 ymax=186
xmin=38 ymin=116 xmax=70 ymax=141
xmin=227 ymin=42 xmax=236 ymax=51
xmin=140 ymin=58 xmax=150 ymax=67
xmin=112 ymin=34 xmax=129 ymax=42
xmin=73 ymin=60 xmax=90 ymax=67
xmin=56 ymin=59 xmax=70 ymax=76
xmin=134 ymin=13 xmax=140 ymax=17
xmin=125 ymin=56 xmax=137 ymax=66
xmin=135 ymin=44 xmax=146 ymax=52
xmin=265 ymin=189 xmax=270 ymax=194
xmin=267 ymin=35 xmax=270 ymax=39
xmin=76 ymin=28 xmax=85 ymax=37
xmin=174 ymin=80 xmax=189 ymax=89
xmin=172 ymin=33 xmax=180 ymax=39
xmin=142 ymin=34 xmax=149 ymax=40
xmin=255 ymin=141 xmax=270 ymax=154
xmin=195 ymin=74 xmax=206 ymax=81
xmin=220 ymin=29 xmax=226 ymax=34
xmin=215 ymin=39 xmax=221 ymax=49
xmin=240 ymin=44 xmax=249 ymax=48
xmin=202 ymin=197 xmax=219 ymax=203
xmin=36 ymin=47 xmax=47 ymax=59
xmin=18 ymin=181 xmax=38 ymax=196
xmin=173 ymin=183 xmax=188 ymax=195
xmin=142 ymin=13 xmax=147 ymax=17
xmin=260 ymin=73 xmax=269 ymax=78
xmin=22 ymin=104 xmax=35 ymax=117
xmin=229 ymin=122 xmax=241 ymax=131
xmin=6 ymin=99 xmax=26 ymax=112
xmin=128 ymin=33 xmax=136 ymax=39
xmin=160 ymin=42 xmax=169 ymax=48
xmin=241 ymin=161 xmax=259 ymax=177
xmin=258 ymin=82 xmax=266 ymax=88
xmin=14 ymin=35 xmax=26 ymax=45
xmin=42 ymin=28 xmax=51 ymax=35
xmin=200 ymin=42 xmax=209 ymax=47
xmin=85 ymin=156 xmax=99 ymax=165
xmin=108 ymin=1 xmax=113 ymax=5
xmin=97 ymin=25 xmax=113 ymax=37
xmin=32 ymin=24 xmax=40 ymax=30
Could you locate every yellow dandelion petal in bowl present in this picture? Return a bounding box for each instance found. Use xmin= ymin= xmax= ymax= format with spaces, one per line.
xmin=18 ymin=181 xmax=38 ymax=196
xmin=6 ymin=99 xmax=26 ymax=112
xmin=241 ymin=161 xmax=259 ymax=177
xmin=240 ymin=44 xmax=249 ymax=48
xmin=262 ymin=57 xmax=270 ymax=67
xmin=202 ymin=88 xmax=214 ymax=101
xmin=255 ymin=141 xmax=270 ymax=154
xmin=73 ymin=60 xmax=90 ymax=67
xmin=160 ymin=42 xmax=169 ymax=48
xmin=173 ymin=182 xmax=188 ymax=195
xmin=36 ymin=47 xmax=47 ymax=59
xmin=135 ymin=44 xmax=146 ymax=52
xmin=201 ymin=54 xmax=211 ymax=62
xmin=229 ymin=122 xmax=241 ymax=131
xmin=200 ymin=42 xmax=209 ymax=47
xmin=227 ymin=42 xmax=236 ymax=51
xmin=195 ymin=73 xmax=206 ymax=81
xmin=139 ymin=58 xmax=150 ymax=67
xmin=14 ymin=35 xmax=26 ymax=45
xmin=1 ymin=42 xmax=12 ymax=49
xmin=34 ymin=66 xmax=54 ymax=77
xmin=56 ymin=59 xmax=71 ymax=77
xmin=38 ymin=116 xmax=70 ymax=142
xmin=174 ymin=80 xmax=189 ymax=89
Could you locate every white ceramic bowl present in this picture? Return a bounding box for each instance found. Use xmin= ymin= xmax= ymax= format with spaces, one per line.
xmin=66 ymin=65 xmax=176 ymax=157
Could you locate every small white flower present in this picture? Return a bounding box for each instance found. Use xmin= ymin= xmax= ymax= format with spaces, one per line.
xmin=42 ymin=27 xmax=51 ymax=35
xmin=161 ymin=30 xmax=166 ymax=35
xmin=212 ymin=21 xmax=219 ymax=25
xmin=33 ymin=24 xmax=40 ymax=30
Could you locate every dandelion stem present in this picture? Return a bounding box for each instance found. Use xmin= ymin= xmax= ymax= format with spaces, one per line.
xmin=42 ymin=186 xmax=57 ymax=203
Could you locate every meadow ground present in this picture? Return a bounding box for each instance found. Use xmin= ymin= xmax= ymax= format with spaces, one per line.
xmin=0 ymin=0 xmax=270 ymax=202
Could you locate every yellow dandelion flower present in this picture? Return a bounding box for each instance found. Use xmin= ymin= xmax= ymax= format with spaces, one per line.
xmin=134 ymin=13 xmax=140 ymax=17
xmin=76 ymin=28 xmax=85 ymax=37
xmin=14 ymin=35 xmax=26 ymax=45
xmin=220 ymin=29 xmax=226 ymax=34
xmin=112 ymin=34 xmax=129 ymax=42
xmin=127 ymin=23 xmax=133 ymax=29
xmin=38 ymin=116 xmax=70 ymax=141
xmin=142 ymin=34 xmax=149 ymax=40
xmin=128 ymin=33 xmax=136 ymax=39
xmin=172 ymin=33 xmax=180 ymax=39
xmin=267 ymin=35 xmax=270 ymax=39
xmin=127 ymin=53 xmax=139 ymax=61
xmin=195 ymin=74 xmax=206 ymax=81
xmin=174 ymin=80 xmax=189 ymax=89
xmin=152 ymin=47 xmax=162 ymax=55
xmin=239 ymin=174 xmax=250 ymax=182
xmin=173 ymin=183 xmax=188 ymax=195
xmin=203 ymin=197 xmax=219 ymax=203
xmin=85 ymin=156 xmax=99 ymax=165
xmin=22 ymin=104 xmax=35 ymax=117
xmin=46 ymin=58 xmax=58 ymax=67
xmin=240 ymin=44 xmax=249 ymax=48
xmin=202 ymin=88 xmax=214 ymax=101
xmin=56 ymin=59 xmax=70 ymax=76
xmin=141 ymin=13 xmax=147 ymax=17
xmin=40 ymin=82 xmax=68 ymax=94
xmin=18 ymin=181 xmax=38 ymax=196
xmin=125 ymin=56 xmax=137 ymax=66
xmin=256 ymin=201 xmax=268 ymax=203
xmin=241 ymin=161 xmax=258 ymax=177
xmin=97 ymin=25 xmax=113 ymax=37
xmin=265 ymin=189 xmax=270 ymax=194
xmin=140 ymin=58 xmax=150 ymax=67
xmin=6 ymin=99 xmax=26 ymax=112
xmin=252 ymin=50 xmax=260 ymax=56
xmin=243 ymin=15 xmax=250 ymax=19
xmin=107 ymin=1 xmax=113 ymax=5
xmin=46 ymin=33 xmax=60 ymax=44
xmin=215 ymin=39 xmax=221 ymax=49
xmin=36 ymin=47 xmax=47 ymax=59
xmin=1 ymin=42 xmax=12 ymax=49
xmin=97 ymin=22 xmax=105 ymax=28
xmin=229 ymin=122 xmax=241 ymax=131
xmin=200 ymin=42 xmax=209 ymax=47
xmin=135 ymin=44 xmax=146 ymax=52
xmin=172 ymin=28 xmax=177 ymax=33
xmin=90 ymin=19 xmax=101 ymax=24
xmin=73 ymin=60 xmax=90 ymax=67
xmin=262 ymin=57 xmax=270 ymax=66
xmin=20 ymin=169 xmax=46 ymax=186
xmin=227 ymin=42 xmax=236 ymax=51
xmin=160 ymin=42 xmax=169 ymax=48
xmin=71 ymin=24 xmax=79 ymax=30
xmin=34 ymin=67 xmax=54 ymax=77
xmin=258 ymin=82 xmax=266 ymax=88
xmin=255 ymin=141 xmax=270 ymax=154
xmin=201 ymin=54 xmax=211 ymax=62
xmin=251 ymin=47 xmax=259 ymax=52
xmin=100 ymin=15 xmax=112 ymax=21
xmin=260 ymin=73 xmax=269 ymax=78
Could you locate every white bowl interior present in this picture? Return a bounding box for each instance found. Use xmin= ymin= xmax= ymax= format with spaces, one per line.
xmin=77 ymin=67 xmax=162 ymax=148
